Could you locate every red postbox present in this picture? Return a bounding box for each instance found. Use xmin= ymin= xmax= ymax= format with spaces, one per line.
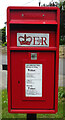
xmin=7 ymin=6 xmax=60 ymax=113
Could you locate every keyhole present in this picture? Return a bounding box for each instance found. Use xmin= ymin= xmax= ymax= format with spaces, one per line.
xmin=32 ymin=55 xmax=35 ymax=58
xmin=18 ymin=81 xmax=20 ymax=84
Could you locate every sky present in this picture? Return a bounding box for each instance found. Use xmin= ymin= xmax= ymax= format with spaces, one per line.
xmin=0 ymin=0 xmax=59 ymax=29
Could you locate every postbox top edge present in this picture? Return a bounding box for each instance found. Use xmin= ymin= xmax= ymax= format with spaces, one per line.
xmin=7 ymin=6 xmax=59 ymax=11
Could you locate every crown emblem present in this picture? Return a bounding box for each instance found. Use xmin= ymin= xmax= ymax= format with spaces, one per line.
xmin=18 ymin=34 xmax=32 ymax=45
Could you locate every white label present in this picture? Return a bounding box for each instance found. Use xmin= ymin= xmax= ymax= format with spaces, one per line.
xmin=17 ymin=33 xmax=49 ymax=47
xmin=25 ymin=64 xmax=42 ymax=97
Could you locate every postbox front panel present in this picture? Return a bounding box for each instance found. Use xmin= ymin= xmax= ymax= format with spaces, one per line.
xmin=7 ymin=7 xmax=60 ymax=113
xmin=11 ymin=51 xmax=55 ymax=109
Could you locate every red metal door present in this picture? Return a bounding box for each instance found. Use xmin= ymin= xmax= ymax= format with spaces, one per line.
xmin=11 ymin=51 xmax=55 ymax=110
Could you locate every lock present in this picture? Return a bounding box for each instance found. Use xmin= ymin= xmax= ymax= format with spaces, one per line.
xmin=31 ymin=53 xmax=37 ymax=60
